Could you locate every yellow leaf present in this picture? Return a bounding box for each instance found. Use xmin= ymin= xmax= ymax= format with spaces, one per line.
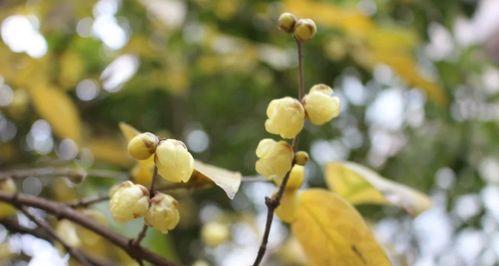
xmin=325 ymin=161 xmax=432 ymax=216
xmin=292 ymin=189 xmax=390 ymax=266
xmin=119 ymin=122 xmax=141 ymax=142
xmin=86 ymin=138 xmax=133 ymax=167
xmin=131 ymin=156 xmax=155 ymax=186
xmin=29 ymin=84 xmax=82 ymax=143
xmin=192 ymin=160 xmax=242 ymax=199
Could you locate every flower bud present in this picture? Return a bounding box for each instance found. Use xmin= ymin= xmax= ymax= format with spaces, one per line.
xmin=294 ymin=151 xmax=309 ymax=166
xmin=0 ymin=178 xmax=17 ymax=218
xmin=294 ymin=18 xmax=316 ymax=42
xmin=276 ymin=191 xmax=299 ymax=223
xmin=265 ymin=97 xmax=305 ymax=139
xmin=155 ymin=139 xmax=194 ymax=183
xmin=109 ymin=181 xmax=149 ymax=223
xmin=278 ymin=12 xmax=297 ymax=33
xmin=0 ymin=178 xmax=16 ymax=194
xmin=56 ymin=220 xmax=80 ymax=248
xmin=274 ymin=165 xmax=304 ymax=191
xmin=127 ymin=132 xmax=159 ymax=160
xmin=145 ymin=193 xmax=180 ymax=233
xmin=303 ymin=84 xmax=340 ymax=125
xmin=201 ymin=221 xmax=230 ymax=247
xmin=255 ymin=139 xmax=294 ymax=180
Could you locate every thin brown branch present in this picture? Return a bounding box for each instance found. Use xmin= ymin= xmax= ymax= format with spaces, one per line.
xmin=66 ymin=194 xmax=110 ymax=208
xmin=0 ymin=167 xmax=127 ymax=181
xmin=130 ymin=163 xmax=159 ymax=260
xmin=296 ymin=39 xmax=305 ymax=100
xmin=0 ymin=192 xmax=178 ymax=266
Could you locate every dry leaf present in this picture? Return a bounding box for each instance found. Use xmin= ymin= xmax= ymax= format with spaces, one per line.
xmin=29 ymin=84 xmax=82 ymax=143
xmin=325 ymin=161 xmax=431 ymax=216
xmin=119 ymin=122 xmax=141 ymax=142
xmin=292 ymin=189 xmax=391 ymax=266
xmin=87 ymin=138 xmax=133 ymax=167
xmin=192 ymin=160 xmax=242 ymax=199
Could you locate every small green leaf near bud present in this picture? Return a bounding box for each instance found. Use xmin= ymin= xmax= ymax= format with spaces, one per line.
xmin=294 ymin=18 xmax=317 ymax=42
xmin=278 ymin=12 xmax=297 ymax=33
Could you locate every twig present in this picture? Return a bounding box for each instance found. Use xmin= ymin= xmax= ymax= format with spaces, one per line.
xmin=252 ymin=37 xmax=306 ymax=266
xmin=0 ymin=167 xmax=127 ymax=180
xmin=130 ymin=163 xmax=159 ymax=265
xmin=0 ymin=192 xmax=178 ymax=266
xmin=18 ymin=207 xmax=93 ymax=266
xmin=296 ymin=39 xmax=305 ymax=100
xmin=66 ymin=194 xmax=110 ymax=208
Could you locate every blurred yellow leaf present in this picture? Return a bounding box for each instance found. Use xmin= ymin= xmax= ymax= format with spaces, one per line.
xmin=0 ymin=203 xmax=16 ymax=218
xmin=325 ymin=161 xmax=432 ymax=216
xmin=192 ymin=160 xmax=242 ymax=199
xmin=29 ymin=84 xmax=82 ymax=143
xmin=132 ymin=156 xmax=155 ymax=186
xmin=87 ymin=137 xmax=133 ymax=167
xmin=292 ymin=189 xmax=390 ymax=266
xmin=58 ymin=50 xmax=84 ymax=89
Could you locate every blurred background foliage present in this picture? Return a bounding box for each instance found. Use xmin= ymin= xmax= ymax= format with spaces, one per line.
xmin=0 ymin=0 xmax=498 ymax=265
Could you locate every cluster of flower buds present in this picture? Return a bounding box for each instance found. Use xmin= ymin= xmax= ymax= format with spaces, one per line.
xmin=255 ymin=82 xmax=340 ymax=182
xmin=277 ymin=12 xmax=317 ymax=42
xmin=109 ymin=133 xmax=193 ymax=233
xmin=109 ymin=181 xmax=180 ymax=233
xmin=127 ymin=133 xmax=195 ymax=183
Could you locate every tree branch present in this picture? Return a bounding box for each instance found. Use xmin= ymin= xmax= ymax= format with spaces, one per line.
xmin=0 ymin=192 xmax=178 ymax=266
xmin=0 ymin=167 xmax=128 ymax=181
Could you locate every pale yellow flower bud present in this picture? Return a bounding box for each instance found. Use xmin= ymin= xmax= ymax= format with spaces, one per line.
xmin=294 ymin=18 xmax=316 ymax=42
xmin=201 ymin=221 xmax=230 ymax=247
xmin=155 ymin=139 xmax=194 ymax=183
xmin=265 ymin=97 xmax=305 ymax=139
xmin=303 ymin=84 xmax=340 ymax=125
xmin=294 ymin=151 xmax=309 ymax=166
xmin=0 ymin=178 xmax=17 ymax=218
xmin=0 ymin=178 xmax=16 ymax=194
xmin=278 ymin=12 xmax=297 ymax=33
xmin=127 ymin=132 xmax=159 ymax=160
xmin=109 ymin=181 xmax=149 ymax=223
xmin=145 ymin=193 xmax=180 ymax=233
xmin=274 ymin=165 xmax=304 ymax=191
xmin=56 ymin=220 xmax=80 ymax=248
xmin=255 ymin=138 xmax=294 ymax=180
xmin=276 ymin=191 xmax=299 ymax=223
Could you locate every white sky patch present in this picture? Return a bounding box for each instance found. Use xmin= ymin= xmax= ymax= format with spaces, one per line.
xmin=101 ymin=54 xmax=139 ymax=92
xmin=1 ymin=15 xmax=47 ymax=58
xmin=366 ymin=88 xmax=404 ymax=131
xmin=453 ymin=0 xmax=499 ymax=46
xmin=91 ymin=0 xmax=128 ymax=49
xmin=425 ymin=23 xmax=454 ymax=61
xmin=140 ymin=0 xmax=187 ymax=29
xmin=92 ymin=15 xmax=128 ymax=50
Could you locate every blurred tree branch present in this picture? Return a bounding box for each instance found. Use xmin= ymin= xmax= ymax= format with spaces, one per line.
xmin=0 ymin=191 xmax=178 ymax=266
